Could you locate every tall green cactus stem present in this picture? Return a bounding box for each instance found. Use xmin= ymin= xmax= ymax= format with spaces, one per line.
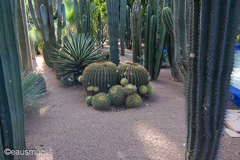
xmin=120 ymin=0 xmax=127 ymax=56
xmin=74 ymin=0 xmax=90 ymax=35
xmin=0 ymin=0 xmax=26 ymax=159
xmin=106 ymin=0 xmax=120 ymax=65
xmin=162 ymin=7 xmax=173 ymax=36
xmin=144 ymin=5 xmax=150 ymax=70
xmin=173 ymin=0 xmax=188 ymax=81
xmin=125 ymin=6 xmax=131 ymax=49
xmin=131 ymin=0 xmax=142 ymax=63
xmin=186 ymin=1 xmax=240 ymax=159
xmin=28 ymin=0 xmax=66 ymax=68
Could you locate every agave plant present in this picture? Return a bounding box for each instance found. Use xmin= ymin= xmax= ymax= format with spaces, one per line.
xmin=51 ymin=33 xmax=107 ymax=85
xmin=22 ymin=71 xmax=47 ymax=107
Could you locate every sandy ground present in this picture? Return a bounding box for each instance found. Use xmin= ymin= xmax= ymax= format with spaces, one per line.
xmin=25 ymin=49 xmax=240 ymax=160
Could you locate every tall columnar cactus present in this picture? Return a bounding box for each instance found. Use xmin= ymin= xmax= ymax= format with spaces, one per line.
xmin=0 ymin=0 xmax=26 ymax=159
xmin=125 ymin=6 xmax=131 ymax=49
xmin=172 ymin=0 xmax=188 ymax=81
xmin=28 ymin=0 xmax=66 ymax=68
xmin=120 ymin=0 xmax=127 ymax=56
xmin=74 ymin=0 xmax=91 ymax=35
xmin=131 ymin=0 xmax=142 ymax=63
xmin=162 ymin=7 xmax=173 ymax=36
xmin=106 ymin=0 xmax=120 ymax=65
xmin=186 ymin=1 xmax=240 ymax=159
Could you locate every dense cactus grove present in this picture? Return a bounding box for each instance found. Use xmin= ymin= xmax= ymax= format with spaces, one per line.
xmin=1 ymin=0 xmax=240 ymax=159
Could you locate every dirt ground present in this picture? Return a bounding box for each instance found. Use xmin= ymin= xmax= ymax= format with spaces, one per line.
xmin=25 ymin=49 xmax=240 ymax=160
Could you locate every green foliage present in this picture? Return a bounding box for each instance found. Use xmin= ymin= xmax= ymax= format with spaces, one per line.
xmin=124 ymin=84 xmax=137 ymax=96
xmin=21 ymin=72 xmax=47 ymax=107
xmin=92 ymin=93 xmax=111 ymax=110
xmin=108 ymin=85 xmax=126 ymax=106
xmin=51 ymin=33 xmax=106 ymax=84
xmin=118 ymin=62 xmax=150 ymax=88
xmin=82 ymin=61 xmax=118 ymax=94
xmin=125 ymin=94 xmax=142 ymax=108
xmin=85 ymin=96 xmax=93 ymax=106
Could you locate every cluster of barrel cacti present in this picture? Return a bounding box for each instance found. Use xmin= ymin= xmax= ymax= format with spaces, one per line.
xmin=74 ymin=0 xmax=91 ymax=35
xmin=28 ymin=0 xmax=66 ymax=68
xmin=78 ymin=61 xmax=154 ymax=111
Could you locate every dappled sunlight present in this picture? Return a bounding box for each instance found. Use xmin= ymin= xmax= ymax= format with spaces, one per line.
xmin=39 ymin=105 xmax=51 ymax=117
xmin=35 ymin=55 xmax=45 ymax=72
xmin=135 ymin=124 xmax=183 ymax=159
xmin=35 ymin=147 xmax=54 ymax=160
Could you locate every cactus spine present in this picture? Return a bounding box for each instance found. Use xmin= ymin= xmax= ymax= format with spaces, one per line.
xmin=125 ymin=6 xmax=131 ymax=49
xmin=106 ymin=0 xmax=120 ymax=65
xmin=74 ymin=0 xmax=91 ymax=35
xmin=186 ymin=1 xmax=240 ymax=159
xmin=131 ymin=0 xmax=142 ymax=63
xmin=28 ymin=0 xmax=66 ymax=68
xmin=120 ymin=0 xmax=127 ymax=56
xmin=0 ymin=0 xmax=26 ymax=158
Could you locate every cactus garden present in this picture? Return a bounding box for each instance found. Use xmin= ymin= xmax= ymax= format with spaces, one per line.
xmin=1 ymin=0 xmax=240 ymax=160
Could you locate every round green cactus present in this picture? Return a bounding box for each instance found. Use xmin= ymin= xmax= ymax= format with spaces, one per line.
xmin=93 ymin=86 xmax=99 ymax=92
xmin=108 ymin=85 xmax=125 ymax=106
xmin=120 ymin=78 xmax=129 ymax=86
xmin=118 ymin=62 xmax=150 ymax=88
xmin=85 ymin=96 xmax=93 ymax=106
xmin=147 ymin=84 xmax=154 ymax=95
xmin=92 ymin=93 xmax=111 ymax=110
xmin=139 ymin=85 xmax=148 ymax=95
xmin=124 ymin=84 xmax=137 ymax=96
xmin=125 ymin=94 xmax=142 ymax=108
xmin=82 ymin=61 xmax=118 ymax=95
xmin=78 ymin=75 xmax=83 ymax=82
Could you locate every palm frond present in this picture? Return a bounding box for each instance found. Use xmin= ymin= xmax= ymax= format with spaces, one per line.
xmin=21 ymin=71 xmax=47 ymax=106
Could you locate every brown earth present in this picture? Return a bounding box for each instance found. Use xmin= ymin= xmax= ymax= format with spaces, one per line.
xmin=25 ymin=49 xmax=240 ymax=160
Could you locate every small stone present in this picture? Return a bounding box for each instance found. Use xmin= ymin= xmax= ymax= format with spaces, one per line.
xmin=146 ymin=104 xmax=149 ymax=106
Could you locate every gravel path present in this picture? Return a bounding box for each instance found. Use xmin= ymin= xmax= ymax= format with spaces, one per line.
xmin=25 ymin=54 xmax=240 ymax=160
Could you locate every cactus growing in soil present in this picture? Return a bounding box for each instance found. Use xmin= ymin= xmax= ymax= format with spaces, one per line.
xmin=0 ymin=0 xmax=26 ymax=158
xmin=85 ymin=96 xmax=93 ymax=106
xmin=82 ymin=61 xmax=118 ymax=94
xmin=74 ymin=0 xmax=91 ymax=35
xmin=131 ymin=0 xmax=142 ymax=63
xmin=120 ymin=0 xmax=127 ymax=56
xmin=186 ymin=1 xmax=240 ymax=159
xmin=125 ymin=94 xmax=142 ymax=108
xmin=108 ymin=85 xmax=126 ymax=106
xmin=118 ymin=62 xmax=150 ymax=88
xmin=92 ymin=93 xmax=111 ymax=110
xmin=139 ymin=85 xmax=148 ymax=95
xmin=28 ymin=0 xmax=66 ymax=68
xmin=124 ymin=84 xmax=137 ymax=96
xmin=106 ymin=0 xmax=120 ymax=65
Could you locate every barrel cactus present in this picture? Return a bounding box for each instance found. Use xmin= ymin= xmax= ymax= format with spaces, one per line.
xmin=118 ymin=62 xmax=150 ymax=88
xmin=82 ymin=61 xmax=118 ymax=94
xmin=108 ymin=85 xmax=125 ymax=106
xmin=120 ymin=78 xmax=128 ymax=86
xmin=125 ymin=94 xmax=142 ymax=108
xmin=146 ymin=84 xmax=154 ymax=95
xmin=124 ymin=84 xmax=137 ymax=96
xmin=92 ymin=93 xmax=111 ymax=111
xmin=85 ymin=96 xmax=93 ymax=106
xmin=139 ymin=85 xmax=148 ymax=95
